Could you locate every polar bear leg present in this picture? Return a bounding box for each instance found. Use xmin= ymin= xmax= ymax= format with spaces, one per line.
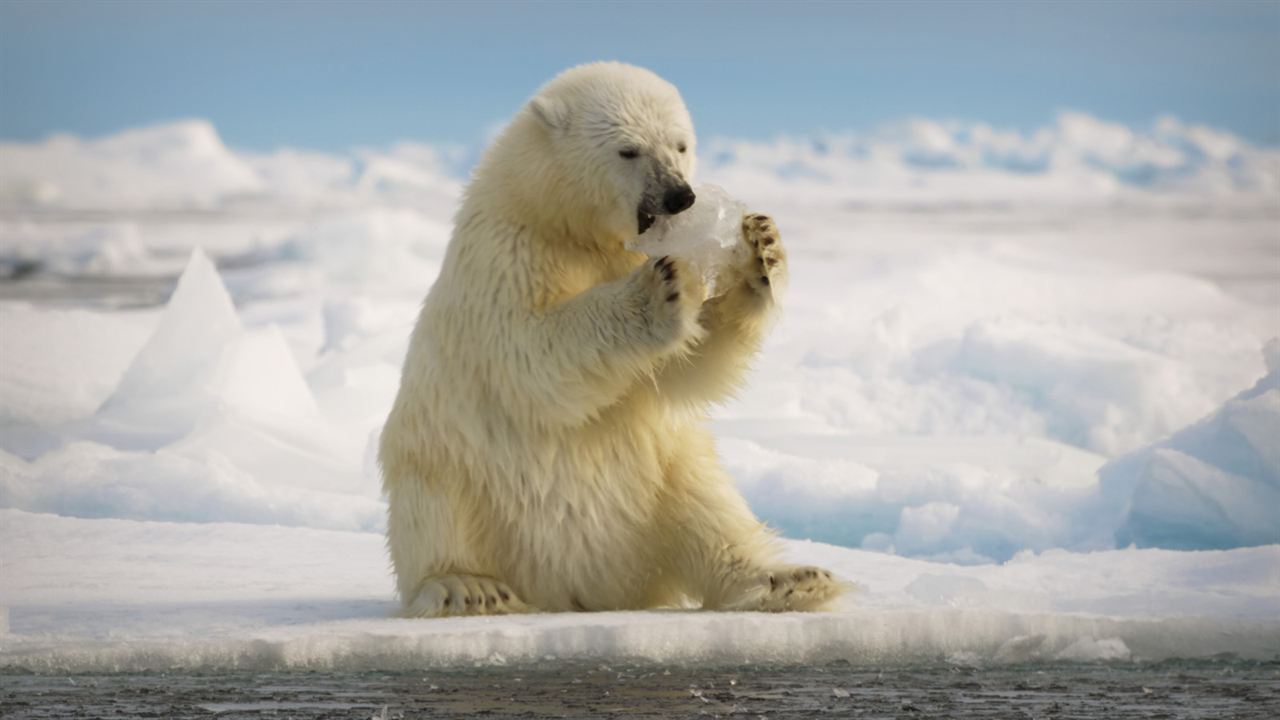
xmin=659 ymin=436 xmax=847 ymax=612
xmin=652 ymin=212 xmax=788 ymax=406
xmin=510 ymin=255 xmax=706 ymax=426
xmin=402 ymin=574 xmax=536 ymax=618
xmin=386 ymin=478 xmax=538 ymax=618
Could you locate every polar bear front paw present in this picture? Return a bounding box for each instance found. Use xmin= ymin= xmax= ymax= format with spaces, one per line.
xmin=738 ymin=213 xmax=787 ymax=300
xmin=639 ymin=255 xmax=703 ymax=349
xmin=402 ymin=574 xmax=535 ymax=618
xmin=719 ymin=565 xmax=845 ymax=612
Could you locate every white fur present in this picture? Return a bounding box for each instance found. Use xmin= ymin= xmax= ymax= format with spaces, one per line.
xmin=379 ymin=62 xmax=843 ymax=616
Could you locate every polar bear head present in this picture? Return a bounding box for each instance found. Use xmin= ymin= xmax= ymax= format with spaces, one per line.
xmin=481 ymin=62 xmax=698 ymax=244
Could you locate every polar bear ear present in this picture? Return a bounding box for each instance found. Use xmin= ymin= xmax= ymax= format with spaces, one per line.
xmin=530 ymin=96 xmax=569 ymax=132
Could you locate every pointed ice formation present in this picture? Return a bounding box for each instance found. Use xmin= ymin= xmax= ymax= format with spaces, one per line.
xmin=1099 ymin=365 xmax=1280 ymax=550
xmin=93 ymin=248 xmax=318 ymax=448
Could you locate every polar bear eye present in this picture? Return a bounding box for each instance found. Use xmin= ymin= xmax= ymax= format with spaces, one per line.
xmin=677 ymin=143 xmax=687 ymax=154
xmin=619 ymin=148 xmax=640 ymax=159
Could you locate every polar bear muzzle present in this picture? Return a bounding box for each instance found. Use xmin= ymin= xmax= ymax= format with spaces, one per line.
xmin=638 ymin=181 xmax=696 ymax=234
xmin=664 ymin=184 xmax=696 ymax=215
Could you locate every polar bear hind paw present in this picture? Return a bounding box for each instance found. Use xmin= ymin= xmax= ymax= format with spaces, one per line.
xmin=402 ymin=574 xmax=535 ymax=618
xmin=721 ymin=565 xmax=846 ymax=612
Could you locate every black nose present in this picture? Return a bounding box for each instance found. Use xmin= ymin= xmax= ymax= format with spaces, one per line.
xmin=663 ymin=185 xmax=696 ymax=215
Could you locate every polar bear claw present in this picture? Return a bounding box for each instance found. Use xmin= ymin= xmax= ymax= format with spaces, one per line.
xmin=404 ymin=575 xmax=536 ymax=618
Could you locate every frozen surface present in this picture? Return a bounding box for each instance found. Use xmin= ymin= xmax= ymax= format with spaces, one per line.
xmin=2 ymin=509 xmax=1277 ymax=671
xmin=698 ymin=113 xmax=1279 ymax=208
xmin=627 ymin=184 xmax=749 ymax=296
xmin=1099 ymin=367 xmax=1280 ymax=550
xmin=1 ymin=115 xmax=1278 ymax=669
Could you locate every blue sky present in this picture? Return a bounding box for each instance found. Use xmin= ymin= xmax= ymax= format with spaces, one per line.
xmin=2 ymin=0 xmax=1277 ymax=152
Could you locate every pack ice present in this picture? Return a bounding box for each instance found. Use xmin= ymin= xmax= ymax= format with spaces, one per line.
xmin=1 ymin=116 xmax=1278 ymax=671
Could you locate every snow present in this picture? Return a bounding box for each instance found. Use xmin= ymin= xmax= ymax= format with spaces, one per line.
xmin=1100 ymin=369 xmax=1280 ymax=550
xmin=700 ymin=113 xmax=1279 ymax=207
xmin=1 ymin=114 xmax=1278 ymax=670
xmin=0 ymin=121 xmax=264 ymax=210
xmin=0 ymin=303 xmax=156 ymax=428
xmin=3 ymin=509 xmax=1277 ymax=671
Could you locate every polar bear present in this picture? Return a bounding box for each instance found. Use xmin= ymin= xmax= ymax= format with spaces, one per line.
xmin=379 ymin=62 xmax=844 ymax=616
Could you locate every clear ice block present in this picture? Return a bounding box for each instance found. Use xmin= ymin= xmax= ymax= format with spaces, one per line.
xmin=626 ymin=184 xmax=748 ymax=297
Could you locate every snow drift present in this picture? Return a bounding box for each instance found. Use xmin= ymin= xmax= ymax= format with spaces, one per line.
xmin=2 ymin=242 xmax=1273 ymax=557
xmin=701 ymin=113 xmax=1279 ymax=207
xmin=2 ymin=113 xmax=1278 ymax=214
xmin=1100 ymin=364 xmax=1280 ymax=550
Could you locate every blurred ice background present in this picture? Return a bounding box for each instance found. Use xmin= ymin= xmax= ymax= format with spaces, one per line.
xmin=1 ymin=0 xmax=1277 ymax=669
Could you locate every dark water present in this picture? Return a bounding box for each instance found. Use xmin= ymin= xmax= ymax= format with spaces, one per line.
xmin=3 ymin=660 xmax=1279 ymax=719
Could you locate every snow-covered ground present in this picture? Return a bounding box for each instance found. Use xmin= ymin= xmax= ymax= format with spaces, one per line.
xmin=1 ymin=115 xmax=1277 ymax=671
xmin=4 ymin=509 xmax=1278 ymax=671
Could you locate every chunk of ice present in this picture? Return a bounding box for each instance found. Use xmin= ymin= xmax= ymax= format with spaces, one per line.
xmin=91 ymin=249 xmax=321 ymax=448
xmin=1100 ymin=368 xmax=1280 ymax=550
xmin=626 ymin=184 xmax=749 ymax=297
xmin=94 ymin=248 xmax=242 ymax=442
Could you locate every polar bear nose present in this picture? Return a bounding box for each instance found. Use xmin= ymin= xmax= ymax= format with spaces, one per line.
xmin=663 ymin=185 xmax=696 ymax=215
